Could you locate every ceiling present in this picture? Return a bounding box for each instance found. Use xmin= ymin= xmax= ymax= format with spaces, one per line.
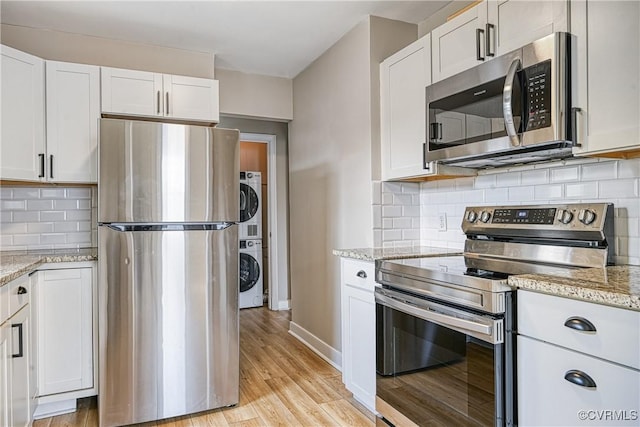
xmin=0 ymin=1 xmax=450 ymax=79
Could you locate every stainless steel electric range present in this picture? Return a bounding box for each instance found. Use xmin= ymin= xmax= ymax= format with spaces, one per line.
xmin=374 ymin=203 xmax=614 ymax=427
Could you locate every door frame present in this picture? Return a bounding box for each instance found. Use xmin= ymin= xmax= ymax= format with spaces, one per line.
xmin=239 ymin=132 xmax=286 ymax=311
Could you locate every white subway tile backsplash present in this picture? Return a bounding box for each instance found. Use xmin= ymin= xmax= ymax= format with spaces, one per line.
xmin=383 ymin=229 xmax=402 ymax=241
xmin=485 ymin=188 xmax=509 ymax=203
xmin=382 ymin=206 xmax=402 ymax=218
xmin=403 ymin=206 xmax=420 ymax=217
xmin=27 ymin=200 xmax=54 ymax=210
xmin=581 ymin=162 xmax=617 ymax=181
xmin=402 ymin=229 xmax=420 ymax=240
xmin=393 ymin=194 xmax=413 ymax=205
xmin=393 ymin=218 xmax=412 ymax=229
xmin=534 ymin=184 xmax=563 ymax=200
xmin=508 ymin=186 xmax=534 ymax=202
xmin=0 ymin=185 xmax=97 ymax=250
xmin=550 ymin=166 xmax=580 ymax=182
xmin=382 ymin=193 xmax=393 ymax=205
xmin=496 ymin=172 xmax=521 ymax=187
xmin=382 ymin=218 xmax=393 ymax=229
xmin=474 ymin=174 xmax=497 ymax=189
xmin=382 ymin=182 xmax=403 ymax=194
xmin=599 ymin=179 xmax=638 ymax=199
xmin=521 ymin=170 xmax=549 ymax=186
xmin=565 ymin=182 xmax=598 ymax=199
xmin=618 ymin=158 xmax=640 ymax=179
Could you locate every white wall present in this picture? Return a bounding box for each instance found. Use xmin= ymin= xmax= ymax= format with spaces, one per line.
xmin=216 ymin=68 xmax=293 ymax=121
xmin=288 ymin=15 xmax=416 ymax=365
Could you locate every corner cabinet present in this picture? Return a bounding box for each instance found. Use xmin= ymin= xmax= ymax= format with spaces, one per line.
xmin=340 ymin=258 xmax=376 ymax=412
xmin=517 ymin=290 xmax=640 ymax=427
xmin=46 ymin=61 xmax=101 ymax=183
xmin=0 ymin=45 xmax=45 ymax=181
xmin=431 ymin=0 xmax=568 ymax=83
xmin=571 ymin=0 xmax=640 ymax=158
xmin=33 ymin=263 xmax=97 ymax=419
xmin=101 ymin=67 xmax=220 ymax=123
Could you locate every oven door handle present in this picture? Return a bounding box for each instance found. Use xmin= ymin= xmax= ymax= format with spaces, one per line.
xmin=376 ymin=290 xmax=496 ymax=340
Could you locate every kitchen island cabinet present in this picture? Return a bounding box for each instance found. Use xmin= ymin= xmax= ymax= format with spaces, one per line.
xmin=101 ymin=67 xmax=219 ymax=123
xmin=571 ymin=0 xmax=640 ymax=158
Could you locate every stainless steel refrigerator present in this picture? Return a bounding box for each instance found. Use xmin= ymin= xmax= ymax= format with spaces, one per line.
xmin=97 ymin=118 xmax=240 ymax=426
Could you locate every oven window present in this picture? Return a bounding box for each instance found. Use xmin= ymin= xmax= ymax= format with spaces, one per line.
xmin=428 ymin=75 xmax=522 ymax=151
xmin=376 ymin=304 xmax=503 ymax=426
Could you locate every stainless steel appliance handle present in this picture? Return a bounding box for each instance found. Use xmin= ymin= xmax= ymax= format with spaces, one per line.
xmin=503 ymin=57 xmax=521 ymax=147
xmin=375 ymin=288 xmax=499 ymax=342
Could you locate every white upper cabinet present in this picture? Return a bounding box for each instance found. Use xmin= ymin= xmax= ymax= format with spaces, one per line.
xmin=487 ymin=0 xmax=568 ymax=55
xmin=0 ymin=45 xmax=46 ymax=181
xmin=571 ymin=0 xmax=640 ymax=157
xmin=46 ymin=61 xmax=100 ymax=183
xmin=101 ymin=67 xmax=219 ymax=122
xmin=380 ymin=35 xmax=432 ymax=181
xmin=432 ymin=2 xmax=488 ymax=82
xmin=432 ymin=0 xmax=568 ymax=83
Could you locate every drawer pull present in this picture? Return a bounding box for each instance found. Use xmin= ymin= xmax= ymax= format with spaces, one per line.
xmin=356 ymin=270 xmax=367 ymax=279
xmin=564 ymin=370 xmax=597 ymax=389
xmin=17 ymin=286 xmax=27 ymax=295
xmin=564 ymin=316 xmax=596 ymax=333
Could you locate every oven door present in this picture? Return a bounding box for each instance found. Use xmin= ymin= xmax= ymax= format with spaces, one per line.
xmin=375 ymin=287 xmax=514 ymax=427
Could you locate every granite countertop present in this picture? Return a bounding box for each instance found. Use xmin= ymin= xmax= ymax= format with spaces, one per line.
xmin=332 ymin=245 xmax=460 ymax=261
xmin=0 ymin=248 xmax=98 ymax=287
xmin=509 ymin=265 xmax=640 ymax=311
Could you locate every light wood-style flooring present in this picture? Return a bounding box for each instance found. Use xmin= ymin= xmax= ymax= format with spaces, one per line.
xmin=33 ymin=307 xmax=375 ymax=427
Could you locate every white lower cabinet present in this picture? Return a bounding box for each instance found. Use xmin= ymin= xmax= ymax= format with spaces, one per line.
xmin=33 ymin=263 xmax=97 ymax=419
xmin=517 ymin=290 xmax=640 ymax=426
xmin=340 ymin=258 xmax=376 ymax=412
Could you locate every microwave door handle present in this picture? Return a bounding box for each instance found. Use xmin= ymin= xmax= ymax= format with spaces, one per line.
xmin=503 ymin=57 xmax=521 ymax=147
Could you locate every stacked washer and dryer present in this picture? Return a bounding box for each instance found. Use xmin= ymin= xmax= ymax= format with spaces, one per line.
xmin=239 ymin=171 xmax=264 ymax=309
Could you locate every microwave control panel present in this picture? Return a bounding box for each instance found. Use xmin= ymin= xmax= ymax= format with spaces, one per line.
xmin=524 ymin=60 xmax=551 ymax=131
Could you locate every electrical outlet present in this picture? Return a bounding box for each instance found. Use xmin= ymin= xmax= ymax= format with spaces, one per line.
xmin=438 ymin=213 xmax=447 ymax=231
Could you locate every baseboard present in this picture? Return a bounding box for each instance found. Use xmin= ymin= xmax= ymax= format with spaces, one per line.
xmin=288 ymin=321 xmax=342 ymax=371
xmin=277 ymin=299 xmax=291 ymax=310
xmin=33 ymin=399 xmax=77 ymax=420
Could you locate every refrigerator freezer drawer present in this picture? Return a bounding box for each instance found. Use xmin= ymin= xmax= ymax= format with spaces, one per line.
xmin=99 ymin=119 xmax=239 ymax=223
xmin=98 ymin=225 xmax=239 ymax=426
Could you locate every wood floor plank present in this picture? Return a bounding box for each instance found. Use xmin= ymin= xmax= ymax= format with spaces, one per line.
xmin=36 ymin=308 xmax=375 ymax=427
xmin=320 ymin=399 xmax=376 ymax=427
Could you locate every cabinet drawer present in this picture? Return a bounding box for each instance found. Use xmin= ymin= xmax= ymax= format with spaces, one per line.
xmin=518 ymin=290 xmax=640 ymax=369
xmin=518 ymin=335 xmax=640 ymax=427
xmin=341 ymin=259 xmax=375 ymax=292
xmin=7 ymin=274 xmax=30 ymax=319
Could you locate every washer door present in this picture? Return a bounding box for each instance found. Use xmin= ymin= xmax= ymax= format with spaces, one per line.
xmin=239 ymin=183 xmax=259 ymax=222
xmin=239 ymin=252 xmax=260 ymax=292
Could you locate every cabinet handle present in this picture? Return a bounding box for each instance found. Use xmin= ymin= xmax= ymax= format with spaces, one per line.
xmin=485 ymin=23 xmax=495 ymax=57
xmin=571 ymin=107 xmax=582 ymax=147
xmin=166 ymin=92 xmax=170 ymax=115
xmin=476 ymin=28 xmax=485 ymax=61
xmin=38 ymin=153 xmax=45 ymax=178
xmin=356 ymin=270 xmax=367 ymax=279
xmin=564 ymin=370 xmax=597 ymax=389
xmin=564 ymin=316 xmax=597 ymax=333
xmin=157 ymin=91 xmax=161 ymax=114
xmin=17 ymin=286 xmax=27 ymax=295
xmin=49 ymin=154 xmax=54 ymax=179
xmin=11 ymin=323 xmax=23 ymax=358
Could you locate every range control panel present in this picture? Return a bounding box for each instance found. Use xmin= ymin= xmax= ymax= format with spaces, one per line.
xmin=462 ymin=203 xmax=614 ymax=236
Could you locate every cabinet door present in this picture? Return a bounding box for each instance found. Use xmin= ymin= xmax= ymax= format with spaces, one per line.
xmin=37 ymin=268 xmax=93 ymax=396
xmin=164 ymin=74 xmax=219 ymax=122
xmin=431 ymin=2 xmax=488 ymax=82
xmin=572 ymin=0 xmax=640 ymax=156
xmin=0 ymin=323 xmax=10 ymax=427
xmin=101 ymin=67 xmax=162 ymax=116
xmin=46 ymin=61 xmax=100 ymax=183
xmin=0 ymin=45 xmax=46 ymax=181
xmin=518 ymin=336 xmax=640 ymax=427
xmin=380 ymin=35 xmax=431 ymax=181
xmin=9 ymin=307 xmax=30 ymax=427
xmin=487 ymin=0 xmax=568 ymax=55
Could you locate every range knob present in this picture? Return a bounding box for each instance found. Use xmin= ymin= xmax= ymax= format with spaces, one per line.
xmin=466 ymin=210 xmax=478 ymax=223
xmin=558 ymin=209 xmax=574 ymax=224
xmin=479 ymin=211 xmax=492 ymax=223
xmin=578 ymin=209 xmax=597 ymax=225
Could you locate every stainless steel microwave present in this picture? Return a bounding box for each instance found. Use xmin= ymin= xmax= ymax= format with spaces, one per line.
xmin=425 ymin=32 xmax=574 ymax=168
